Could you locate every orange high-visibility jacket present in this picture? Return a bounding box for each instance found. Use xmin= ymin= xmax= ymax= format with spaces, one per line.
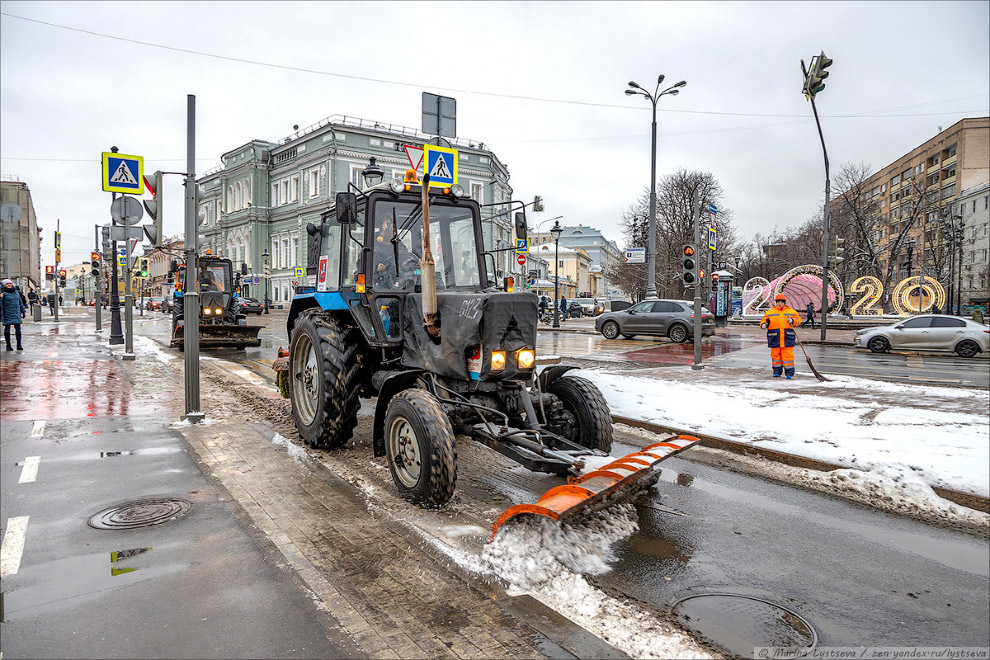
xmin=760 ymin=305 xmax=802 ymax=347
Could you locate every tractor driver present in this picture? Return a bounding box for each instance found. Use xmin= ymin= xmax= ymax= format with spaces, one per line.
xmin=374 ymin=212 xmax=420 ymax=290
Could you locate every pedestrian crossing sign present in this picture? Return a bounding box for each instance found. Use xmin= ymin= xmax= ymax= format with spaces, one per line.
xmin=102 ymin=152 xmax=144 ymax=194
xmin=515 ymin=238 xmax=529 ymax=254
xmin=423 ymin=145 xmax=458 ymax=188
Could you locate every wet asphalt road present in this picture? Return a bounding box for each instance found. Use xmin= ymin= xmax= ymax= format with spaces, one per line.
xmin=58 ymin=311 xmax=990 ymax=654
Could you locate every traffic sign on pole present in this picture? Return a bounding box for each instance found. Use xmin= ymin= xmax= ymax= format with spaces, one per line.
xmin=102 ymin=152 xmax=145 ymax=195
xmin=516 ymin=254 xmax=526 ymax=266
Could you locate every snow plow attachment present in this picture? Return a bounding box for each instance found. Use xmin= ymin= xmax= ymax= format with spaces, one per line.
xmin=490 ymin=435 xmax=699 ymax=540
xmin=170 ymin=323 xmax=263 ymax=349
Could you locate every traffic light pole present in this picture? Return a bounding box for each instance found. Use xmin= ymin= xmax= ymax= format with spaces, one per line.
xmin=692 ymin=190 xmax=703 ymax=370
xmin=123 ymin=229 xmax=135 ymax=359
xmin=109 ymin=189 xmax=124 ymax=345
xmin=54 ymin=219 xmax=60 ymax=323
xmin=802 ymin=58 xmax=832 ymax=341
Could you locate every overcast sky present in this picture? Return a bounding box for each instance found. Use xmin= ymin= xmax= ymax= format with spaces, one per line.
xmin=2 ymin=1 xmax=988 ymax=268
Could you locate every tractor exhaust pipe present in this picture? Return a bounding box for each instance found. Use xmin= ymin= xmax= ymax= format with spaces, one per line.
xmin=420 ymin=173 xmax=440 ymax=338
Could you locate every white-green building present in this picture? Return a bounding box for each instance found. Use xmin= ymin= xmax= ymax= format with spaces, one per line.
xmin=197 ymin=115 xmax=514 ymax=304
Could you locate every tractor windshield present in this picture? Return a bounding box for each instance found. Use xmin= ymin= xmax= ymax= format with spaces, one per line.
xmin=372 ymin=199 xmax=481 ymax=291
xmin=199 ymin=262 xmax=229 ymax=292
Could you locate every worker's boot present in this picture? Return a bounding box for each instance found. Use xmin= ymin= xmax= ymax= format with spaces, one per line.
xmin=772 ymin=368 xmax=782 ymax=378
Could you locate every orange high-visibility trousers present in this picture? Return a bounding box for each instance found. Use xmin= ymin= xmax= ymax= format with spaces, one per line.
xmin=770 ymin=346 xmax=795 ymax=374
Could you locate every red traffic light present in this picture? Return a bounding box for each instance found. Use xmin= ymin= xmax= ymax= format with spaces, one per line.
xmin=683 ymin=245 xmax=695 ymax=256
xmin=46 ymin=265 xmax=54 ymax=274
xmin=712 ymin=273 xmax=719 ymax=281
xmin=58 ymin=269 xmax=67 ymax=277
xmin=91 ymin=252 xmax=101 ymax=261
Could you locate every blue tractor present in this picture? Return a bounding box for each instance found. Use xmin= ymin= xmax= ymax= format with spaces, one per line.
xmin=272 ymin=170 xmax=694 ymax=531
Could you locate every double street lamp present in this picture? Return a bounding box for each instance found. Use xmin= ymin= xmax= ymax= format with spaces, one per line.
xmin=550 ymin=220 xmax=563 ymax=328
xmin=625 ymin=75 xmax=686 ymax=299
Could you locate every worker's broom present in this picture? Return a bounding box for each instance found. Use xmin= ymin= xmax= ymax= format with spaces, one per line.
xmin=793 ymin=330 xmax=830 ymax=382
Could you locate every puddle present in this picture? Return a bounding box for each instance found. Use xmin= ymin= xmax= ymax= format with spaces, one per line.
xmin=1 ymin=548 xmax=183 ymax=620
xmin=673 ymin=593 xmax=816 ymax=658
xmin=625 ymin=535 xmax=692 ymax=563
xmin=676 ymin=472 xmax=695 ymax=487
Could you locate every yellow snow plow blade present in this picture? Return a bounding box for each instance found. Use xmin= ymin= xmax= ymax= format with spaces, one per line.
xmin=490 ymin=435 xmax=699 ymax=540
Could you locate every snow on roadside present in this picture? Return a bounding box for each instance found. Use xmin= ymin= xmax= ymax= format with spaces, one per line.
xmin=133 ymin=334 xmax=174 ymax=364
xmin=271 ymin=432 xmax=309 ymax=465
xmin=592 ymin=370 xmax=990 ymax=499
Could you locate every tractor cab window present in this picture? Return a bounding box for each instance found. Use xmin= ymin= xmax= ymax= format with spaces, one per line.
xmin=320 ymin=222 xmax=342 ymax=290
xmin=370 ymin=199 xmax=481 ymax=292
xmin=342 ymin=205 xmax=366 ymax=287
xmin=199 ymin=263 xmax=228 ymax=292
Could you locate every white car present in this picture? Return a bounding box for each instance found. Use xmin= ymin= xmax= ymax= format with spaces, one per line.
xmin=854 ymin=315 xmax=989 ymax=358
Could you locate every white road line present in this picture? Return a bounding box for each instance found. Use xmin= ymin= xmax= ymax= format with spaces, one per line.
xmin=30 ymin=420 xmax=46 ymax=438
xmin=18 ymin=456 xmax=41 ymax=484
xmin=1 ymin=516 xmax=30 ymax=577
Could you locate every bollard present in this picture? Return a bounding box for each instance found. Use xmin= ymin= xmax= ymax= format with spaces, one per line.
xmin=33 ymin=305 xmax=42 ymax=322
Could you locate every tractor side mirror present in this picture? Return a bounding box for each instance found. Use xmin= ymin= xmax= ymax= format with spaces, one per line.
xmin=335 ymin=192 xmax=357 ymax=224
xmin=306 ymin=222 xmax=320 ymax=236
xmin=514 ymin=212 xmax=527 ymax=242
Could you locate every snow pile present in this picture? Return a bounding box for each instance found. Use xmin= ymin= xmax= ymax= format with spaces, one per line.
xmin=133 ymin=334 xmax=173 ymax=364
xmin=271 ymin=432 xmax=309 ymax=465
xmin=592 ymin=371 xmax=990 ymax=498
xmin=481 ymin=505 xmax=711 ymax=659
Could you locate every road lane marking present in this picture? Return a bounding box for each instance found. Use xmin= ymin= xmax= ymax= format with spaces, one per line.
xmin=18 ymin=456 xmax=41 ymax=483
xmin=1 ymin=516 xmax=29 ymax=577
xmin=30 ymin=420 xmax=45 ymax=437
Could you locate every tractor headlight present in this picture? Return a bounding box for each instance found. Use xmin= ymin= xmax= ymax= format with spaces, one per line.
xmin=389 ymin=178 xmax=404 ymax=194
xmin=203 ymin=308 xmax=212 ymax=315
xmin=215 ymin=308 xmax=223 ymax=315
xmin=517 ymin=349 xmax=535 ymax=369
xmin=450 ymin=184 xmax=465 ymax=198
xmin=491 ymin=350 xmax=506 ymax=371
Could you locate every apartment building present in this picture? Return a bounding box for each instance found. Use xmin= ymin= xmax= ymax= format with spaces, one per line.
xmin=0 ymin=176 xmax=43 ymax=291
xmin=956 ymin=182 xmax=989 ymax=309
xmin=197 ymin=115 xmax=514 ymax=305
xmin=836 ymin=118 xmax=988 ymax=301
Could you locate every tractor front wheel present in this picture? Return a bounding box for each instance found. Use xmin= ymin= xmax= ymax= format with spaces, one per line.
xmin=289 ymin=311 xmax=363 ymax=449
xmin=384 ymin=389 xmax=456 ymax=508
xmin=546 ymin=375 xmax=613 ymax=453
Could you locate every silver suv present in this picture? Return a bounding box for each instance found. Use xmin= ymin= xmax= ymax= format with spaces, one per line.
xmin=595 ymin=299 xmax=715 ymax=342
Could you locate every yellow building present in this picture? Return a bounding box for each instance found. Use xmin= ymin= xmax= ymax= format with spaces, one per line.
xmin=530 ymin=243 xmax=592 ymax=298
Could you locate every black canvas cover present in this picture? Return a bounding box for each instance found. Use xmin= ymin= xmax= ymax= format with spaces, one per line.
xmin=401 ymin=292 xmax=538 ymax=380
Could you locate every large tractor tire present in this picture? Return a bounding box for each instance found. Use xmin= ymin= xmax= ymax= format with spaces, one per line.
xmin=384 ymin=389 xmax=456 ymax=508
xmin=546 ymin=375 xmax=613 ymax=453
xmin=288 ymin=310 xmax=363 ymax=449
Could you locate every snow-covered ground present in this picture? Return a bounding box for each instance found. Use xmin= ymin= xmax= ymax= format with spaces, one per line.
xmin=588 ymin=367 xmax=990 ymax=499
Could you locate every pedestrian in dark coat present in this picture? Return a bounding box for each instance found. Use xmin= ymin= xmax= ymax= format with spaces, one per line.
xmin=559 ymin=295 xmax=568 ymax=320
xmin=805 ymin=302 xmax=815 ymax=329
xmin=1 ymin=279 xmax=26 ymax=351
xmin=27 ymin=288 xmax=38 ymax=313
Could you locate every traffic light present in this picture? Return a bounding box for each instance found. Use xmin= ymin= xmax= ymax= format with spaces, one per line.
xmin=712 ymin=272 xmax=720 ymax=290
xmin=46 ymin=265 xmax=55 ymax=276
xmin=91 ymin=252 xmax=102 ymax=277
xmin=58 ymin=269 xmax=67 ymax=288
xmin=681 ymin=244 xmax=698 ymax=287
xmin=833 ymin=236 xmax=845 ymax=266
xmin=140 ymin=258 xmax=149 ymax=278
xmin=804 ymin=51 xmax=833 ymax=100
xmin=143 ymin=170 xmax=163 ymax=247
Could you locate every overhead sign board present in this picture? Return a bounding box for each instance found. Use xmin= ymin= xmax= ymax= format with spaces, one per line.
xmin=625 ymin=247 xmax=646 ymax=264
xmin=422 ymin=92 xmax=456 ymax=138
xmin=423 ymin=145 xmax=458 ymax=188
xmin=102 ymin=152 xmax=144 ymax=195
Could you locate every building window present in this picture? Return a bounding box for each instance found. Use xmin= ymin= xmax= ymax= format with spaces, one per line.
xmin=350 ymin=165 xmax=364 ymax=190
xmin=941 ymin=184 xmax=955 ymax=200
xmin=290 ymin=175 xmax=299 ymax=202
xmin=891 ymin=174 xmax=900 ymax=186
xmin=947 ymin=143 xmax=957 ymax=158
xmin=227 ymin=186 xmax=234 ymax=211
xmin=309 ymin=169 xmax=319 ymax=198
xmin=292 ymin=237 xmax=299 ymax=266
xmin=471 ymin=182 xmax=483 ymax=203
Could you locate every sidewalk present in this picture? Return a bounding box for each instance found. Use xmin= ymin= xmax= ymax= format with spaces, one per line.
xmin=2 ymin=320 xmax=619 ymax=659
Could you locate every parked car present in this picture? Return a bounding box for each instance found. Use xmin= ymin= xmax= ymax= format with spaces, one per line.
xmin=578 ymin=298 xmax=607 ymax=317
xmin=145 ymin=297 xmax=165 ymax=311
xmin=854 ymin=315 xmax=988 ymax=358
xmin=595 ymin=299 xmax=715 ymax=342
xmin=236 ymin=296 xmax=264 ymax=315
xmin=565 ymin=301 xmax=584 ymax=319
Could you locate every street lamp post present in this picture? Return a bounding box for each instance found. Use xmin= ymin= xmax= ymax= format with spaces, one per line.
xmin=955 ymin=218 xmax=965 ymax=314
xmin=261 ymin=249 xmax=270 ymax=314
xmin=625 ymin=75 xmax=686 ymax=299
xmin=550 ymin=221 xmax=563 ymax=328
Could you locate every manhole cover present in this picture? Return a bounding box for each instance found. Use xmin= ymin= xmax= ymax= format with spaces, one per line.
xmin=88 ymin=498 xmax=192 ymax=530
xmin=672 ymin=593 xmax=817 ymax=659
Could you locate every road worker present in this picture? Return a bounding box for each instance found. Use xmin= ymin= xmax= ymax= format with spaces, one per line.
xmin=760 ymin=293 xmax=802 ymax=378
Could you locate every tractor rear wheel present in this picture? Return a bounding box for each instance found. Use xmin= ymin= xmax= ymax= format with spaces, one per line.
xmin=289 ymin=310 xmax=363 ymax=449
xmin=384 ymin=389 xmax=456 ymax=507
xmin=546 ymin=375 xmax=613 ymax=453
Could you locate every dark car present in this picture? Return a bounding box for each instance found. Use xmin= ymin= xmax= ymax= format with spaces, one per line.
xmin=595 ymin=299 xmax=715 ymax=342
xmin=236 ymin=296 xmax=264 ymax=315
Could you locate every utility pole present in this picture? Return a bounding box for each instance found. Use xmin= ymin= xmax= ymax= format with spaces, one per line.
xmin=183 ymin=94 xmax=204 ymax=423
xmin=94 ymin=225 xmax=102 ymax=331
xmin=54 ymin=219 xmax=60 ymax=323
xmin=109 ymin=145 xmax=124 ymax=345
